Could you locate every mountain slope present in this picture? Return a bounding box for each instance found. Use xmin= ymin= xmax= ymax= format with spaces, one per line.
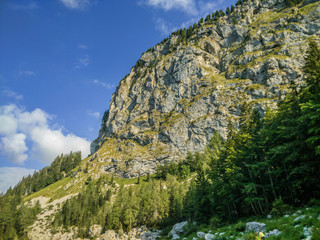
xmin=90 ymin=0 xmax=320 ymax=177
xmin=1 ymin=0 xmax=320 ymax=239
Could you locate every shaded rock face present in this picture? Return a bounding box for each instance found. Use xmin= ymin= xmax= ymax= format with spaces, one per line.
xmin=91 ymin=0 xmax=320 ymax=176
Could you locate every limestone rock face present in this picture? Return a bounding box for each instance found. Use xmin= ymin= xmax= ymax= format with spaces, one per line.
xmin=91 ymin=0 xmax=320 ymax=177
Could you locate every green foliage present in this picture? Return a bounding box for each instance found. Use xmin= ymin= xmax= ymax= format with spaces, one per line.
xmin=245 ymin=232 xmax=257 ymax=240
xmin=0 ymin=194 xmax=41 ymax=239
xmin=170 ymin=41 xmax=320 ymax=228
xmin=54 ymin=175 xmax=188 ymax=233
xmin=226 ymin=7 xmax=231 ymax=15
xmin=285 ymin=0 xmax=303 ymax=7
xmin=53 ymin=179 xmax=107 ymax=237
xmin=0 ymin=152 xmax=81 ymax=239
xmin=13 ymin=152 xmax=82 ymax=196
xmin=155 ymin=159 xmax=193 ymax=180
xmin=270 ymin=198 xmax=291 ymax=216
xmin=235 ymin=221 xmax=246 ymax=232
xmin=312 ymin=220 xmax=320 ymax=240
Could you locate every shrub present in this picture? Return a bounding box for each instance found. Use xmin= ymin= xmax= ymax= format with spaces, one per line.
xmin=182 ymin=222 xmax=198 ymax=236
xmin=235 ymin=221 xmax=246 ymax=232
xmin=209 ymin=215 xmax=222 ymax=228
xmin=245 ymin=232 xmax=257 ymax=240
xmin=270 ymin=198 xmax=291 ymax=216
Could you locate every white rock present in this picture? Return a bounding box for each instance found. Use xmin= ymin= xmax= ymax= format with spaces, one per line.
xmin=197 ymin=232 xmax=205 ymax=238
xmin=168 ymin=221 xmax=188 ymax=239
xmin=294 ymin=215 xmax=305 ymax=222
xmin=246 ymin=222 xmax=266 ymax=233
xmin=303 ymin=226 xmax=312 ymax=239
xmin=89 ymin=224 xmax=102 ymax=238
xmin=205 ymin=233 xmax=215 ymax=240
xmin=265 ymin=229 xmax=282 ymax=238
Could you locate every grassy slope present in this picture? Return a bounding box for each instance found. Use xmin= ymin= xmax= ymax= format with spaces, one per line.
xmin=159 ymin=205 xmax=320 ymax=240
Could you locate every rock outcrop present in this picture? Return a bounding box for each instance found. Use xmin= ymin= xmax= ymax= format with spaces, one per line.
xmin=91 ymin=0 xmax=320 ymax=177
xmin=246 ymin=222 xmax=266 ymax=233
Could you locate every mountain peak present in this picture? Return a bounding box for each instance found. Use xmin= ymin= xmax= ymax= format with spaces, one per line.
xmin=90 ymin=0 xmax=320 ymax=178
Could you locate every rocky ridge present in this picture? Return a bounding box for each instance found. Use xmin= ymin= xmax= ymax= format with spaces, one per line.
xmin=90 ymin=0 xmax=320 ymax=178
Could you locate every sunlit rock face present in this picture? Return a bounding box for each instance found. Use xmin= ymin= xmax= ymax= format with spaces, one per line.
xmin=91 ymin=0 xmax=320 ymax=177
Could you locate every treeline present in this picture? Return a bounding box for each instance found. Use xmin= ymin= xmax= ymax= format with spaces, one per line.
xmin=53 ymin=175 xmax=188 ymax=238
xmin=182 ymin=40 xmax=320 ymax=224
xmin=0 ymin=151 xmax=82 ymax=240
xmin=0 ymin=194 xmax=41 ymax=239
xmin=10 ymin=151 xmax=82 ymax=197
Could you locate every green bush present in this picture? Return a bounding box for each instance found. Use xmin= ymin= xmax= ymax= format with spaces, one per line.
xmin=311 ymin=220 xmax=320 ymax=240
xmin=160 ymin=226 xmax=172 ymax=236
xmin=182 ymin=222 xmax=198 ymax=236
xmin=245 ymin=232 xmax=257 ymax=240
xmin=235 ymin=221 xmax=246 ymax=232
xmin=270 ymin=198 xmax=291 ymax=216
xmin=209 ymin=216 xmax=222 ymax=228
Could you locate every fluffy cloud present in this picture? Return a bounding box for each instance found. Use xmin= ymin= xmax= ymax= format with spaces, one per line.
xmin=0 ymin=167 xmax=35 ymax=194
xmin=146 ymin=0 xmax=226 ymax=34
xmin=93 ymin=79 xmax=115 ymax=89
xmin=155 ymin=18 xmax=177 ymax=35
xmin=0 ymin=104 xmax=90 ymax=164
xmin=144 ymin=0 xmax=197 ymax=15
xmin=59 ymin=0 xmax=90 ymax=10
xmin=0 ymin=134 xmax=28 ymax=164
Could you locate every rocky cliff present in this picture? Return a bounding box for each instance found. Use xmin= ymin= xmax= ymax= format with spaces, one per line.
xmin=90 ymin=0 xmax=320 ymax=177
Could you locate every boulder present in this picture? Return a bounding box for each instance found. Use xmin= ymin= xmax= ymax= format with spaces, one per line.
xmin=168 ymin=221 xmax=188 ymax=239
xmin=246 ymin=222 xmax=266 ymax=233
xmin=265 ymin=229 xmax=282 ymax=238
xmin=89 ymin=224 xmax=102 ymax=238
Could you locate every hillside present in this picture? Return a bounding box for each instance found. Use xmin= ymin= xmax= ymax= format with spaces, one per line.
xmin=90 ymin=0 xmax=320 ymax=178
xmin=1 ymin=0 xmax=320 ymax=239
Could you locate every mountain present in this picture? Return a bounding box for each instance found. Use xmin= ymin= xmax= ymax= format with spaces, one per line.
xmin=90 ymin=0 xmax=320 ymax=178
xmin=1 ymin=0 xmax=320 ymax=239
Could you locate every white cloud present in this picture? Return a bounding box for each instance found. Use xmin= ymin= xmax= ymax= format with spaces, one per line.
xmin=88 ymin=111 xmax=101 ymax=119
xmin=93 ymin=79 xmax=115 ymax=89
xmin=75 ymin=55 xmax=90 ymax=68
xmin=59 ymin=0 xmax=90 ymax=10
xmin=0 ymin=167 xmax=35 ymax=194
xmin=78 ymin=44 xmax=88 ymax=49
xmin=18 ymin=70 xmax=36 ymax=76
xmin=0 ymin=104 xmax=90 ymax=164
xmin=0 ymin=134 xmax=28 ymax=164
xmin=143 ymin=0 xmax=197 ymax=15
xmin=155 ymin=18 xmax=177 ymax=35
xmin=2 ymin=89 xmax=23 ymax=101
xmin=141 ymin=0 xmax=226 ymax=34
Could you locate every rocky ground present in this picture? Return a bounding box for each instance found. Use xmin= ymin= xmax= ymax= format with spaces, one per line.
xmin=160 ymin=206 xmax=320 ymax=240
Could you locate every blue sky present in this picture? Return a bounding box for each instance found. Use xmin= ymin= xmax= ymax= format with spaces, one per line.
xmin=0 ymin=0 xmax=236 ymax=193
